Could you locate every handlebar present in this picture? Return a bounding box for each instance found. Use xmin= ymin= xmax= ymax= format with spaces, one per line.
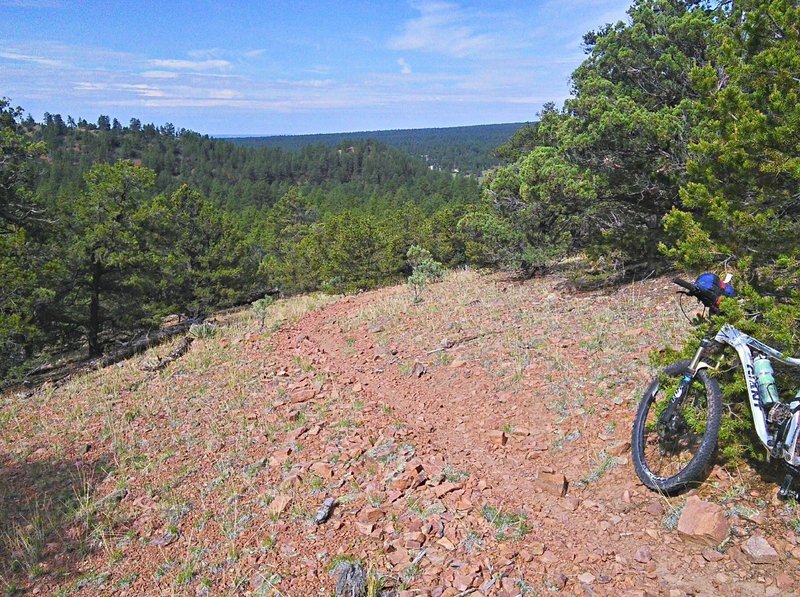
xmin=672 ymin=278 xmax=697 ymax=293
xmin=672 ymin=277 xmax=723 ymax=312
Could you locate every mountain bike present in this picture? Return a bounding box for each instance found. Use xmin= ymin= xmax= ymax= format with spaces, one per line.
xmin=631 ymin=273 xmax=800 ymax=499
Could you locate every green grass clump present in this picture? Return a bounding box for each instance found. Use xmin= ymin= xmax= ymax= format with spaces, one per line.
xmin=480 ymin=504 xmax=530 ymax=541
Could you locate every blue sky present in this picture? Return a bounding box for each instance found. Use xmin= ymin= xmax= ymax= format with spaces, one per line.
xmin=1 ymin=0 xmax=631 ymax=135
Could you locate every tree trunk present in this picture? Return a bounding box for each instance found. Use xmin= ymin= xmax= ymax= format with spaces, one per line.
xmin=88 ymin=259 xmax=103 ymax=357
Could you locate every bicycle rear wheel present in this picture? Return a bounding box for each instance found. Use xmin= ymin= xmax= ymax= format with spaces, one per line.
xmin=631 ymin=360 xmax=722 ymax=494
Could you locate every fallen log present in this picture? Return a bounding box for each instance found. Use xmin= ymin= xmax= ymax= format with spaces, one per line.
xmin=141 ymin=336 xmax=195 ymax=372
xmin=90 ymin=318 xmax=202 ymax=370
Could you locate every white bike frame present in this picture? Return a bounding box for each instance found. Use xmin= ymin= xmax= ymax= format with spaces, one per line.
xmin=691 ymin=323 xmax=800 ymax=466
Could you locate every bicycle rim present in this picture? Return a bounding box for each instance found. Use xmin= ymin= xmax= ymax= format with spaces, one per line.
xmin=640 ymin=374 xmax=712 ymax=482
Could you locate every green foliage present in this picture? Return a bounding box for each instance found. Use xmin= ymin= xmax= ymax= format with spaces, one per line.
xmin=458 ymin=159 xmax=572 ymax=274
xmin=230 ymin=122 xmax=527 ymax=177
xmin=251 ymin=295 xmax=274 ymax=331
xmin=406 ymin=245 xmax=445 ymax=303
xmin=188 ymin=322 xmax=217 ymax=340
xmin=0 ymin=99 xmax=50 ymax=378
xmin=0 ymin=101 xmax=481 ymax=381
xmin=475 ymin=0 xmax=719 ymax=274
xmin=660 ymin=0 xmax=800 ymax=463
xmin=58 ymin=161 xmax=156 ymax=356
xmin=141 ymin=184 xmax=257 ymax=317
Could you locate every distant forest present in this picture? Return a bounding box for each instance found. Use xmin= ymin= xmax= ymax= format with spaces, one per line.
xmin=227 ymin=122 xmax=527 ymax=177
xmin=1 ymin=107 xmax=482 ymax=380
xmin=3 ymin=0 xmax=798 ymax=391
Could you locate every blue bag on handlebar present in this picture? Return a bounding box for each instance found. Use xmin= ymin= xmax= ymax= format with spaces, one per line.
xmin=696 ymin=272 xmax=736 ymax=300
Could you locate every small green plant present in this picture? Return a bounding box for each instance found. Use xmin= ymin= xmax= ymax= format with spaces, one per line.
xmin=188 ymin=322 xmax=216 ymax=340
xmin=366 ymin=566 xmax=386 ymax=597
xmin=251 ymin=295 xmax=274 ymax=331
xmin=406 ymin=245 xmax=445 ymax=303
xmin=443 ymin=464 xmax=470 ymax=483
xmin=480 ymin=504 xmax=530 ymax=541
xmin=579 ymin=450 xmax=620 ymax=485
xmin=662 ymin=501 xmax=685 ymax=530
xmin=463 ymin=529 xmax=483 ymax=552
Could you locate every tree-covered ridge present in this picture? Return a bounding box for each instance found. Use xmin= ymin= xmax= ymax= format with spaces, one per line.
xmin=1 ymin=104 xmax=481 ymax=381
xmin=30 ymin=117 xmax=477 ymax=214
xmin=227 ymin=122 xmax=528 ymax=177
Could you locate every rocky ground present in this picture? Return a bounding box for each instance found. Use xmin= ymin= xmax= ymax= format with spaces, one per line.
xmin=2 ymin=270 xmax=799 ymax=596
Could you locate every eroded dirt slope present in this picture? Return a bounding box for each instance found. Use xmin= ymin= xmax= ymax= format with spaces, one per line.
xmin=2 ymin=271 xmax=798 ymax=596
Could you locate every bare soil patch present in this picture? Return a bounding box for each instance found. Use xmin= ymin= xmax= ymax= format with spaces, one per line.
xmin=1 ymin=271 xmax=797 ymax=596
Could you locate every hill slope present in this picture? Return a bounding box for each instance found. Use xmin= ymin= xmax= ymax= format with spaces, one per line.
xmin=226 ymin=122 xmax=528 ymax=177
xmin=2 ymin=271 xmax=797 ymax=595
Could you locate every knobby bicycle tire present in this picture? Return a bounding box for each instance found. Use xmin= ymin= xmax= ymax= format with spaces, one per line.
xmin=631 ymin=360 xmax=722 ymax=494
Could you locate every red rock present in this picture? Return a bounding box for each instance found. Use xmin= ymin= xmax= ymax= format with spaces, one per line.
xmin=268 ymin=495 xmax=291 ymax=518
xmin=702 ymin=548 xmax=725 ymax=562
xmin=358 ymin=507 xmax=384 ymax=524
xmin=633 ymin=545 xmax=652 ymax=563
xmin=453 ymin=573 xmax=476 ymax=591
xmin=390 ymin=475 xmax=413 ymax=491
xmin=434 ymin=481 xmax=462 ymax=498
xmin=742 ymin=536 xmax=780 ymax=564
xmin=291 ymin=389 xmax=316 ymax=403
xmin=535 ymin=471 xmax=567 ymax=497
xmin=403 ymin=531 xmax=426 ymax=548
xmin=436 ymin=537 xmax=456 ymax=551
xmin=487 ymin=430 xmax=507 ymax=446
xmin=608 ymin=441 xmax=631 ymax=456
xmin=677 ymin=496 xmax=730 ymax=546
xmin=387 ymin=548 xmax=411 ymax=568
xmin=646 ymin=501 xmax=664 ymax=516
xmin=355 ymin=521 xmax=375 ymax=536
xmin=309 ymin=462 xmax=333 ymax=479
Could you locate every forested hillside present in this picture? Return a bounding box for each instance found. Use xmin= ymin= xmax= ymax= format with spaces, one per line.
xmin=1 ymin=109 xmax=480 ymax=381
xmin=228 ymin=122 xmax=527 ymax=177
xmin=2 ymin=0 xmax=798 ymax=398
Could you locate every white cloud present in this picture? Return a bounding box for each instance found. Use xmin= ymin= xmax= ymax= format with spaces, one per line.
xmin=208 ymin=89 xmax=241 ymax=100
xmin=141 ymin=70 xmax=179 ymax=79
xmin=187 ymin=48 xmax=225 ymax=59
xmin=148 ymin=58 xmax=232 ymax=71
xmin=0 ymin=50 xmax=63 ymax=67
xmin=243 ymin=49 xmax=267 ymax=59
xmin=397 ymin=58 xmax=412 ymax=75
xmin=117 ymin=83 xmax=166 ymax=98
xmin=75 ymin=82 xmax=107 ymax=91
xmin=388 ymin=1 xmax=493 ymax=58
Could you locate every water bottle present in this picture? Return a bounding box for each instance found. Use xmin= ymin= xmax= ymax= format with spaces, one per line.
xmin=754 ymin=355 xmax=780 ymax=407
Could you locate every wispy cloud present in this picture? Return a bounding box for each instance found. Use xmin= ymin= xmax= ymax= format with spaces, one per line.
xmin=0 ymin=50 xmax=63 ymax=67
xmin=187 ymin=48 xmax=225 ymax=60
xmin=148 ymin=58 xmax=232 ymax=71
xmin=397 ymin=58 xmax=412 ymax=75
xmin=141 ymin=70 xmax=179 ymax=80
xmin=388 ymin=1 xmax=493 ymax=58
xmin=243 ymin=49 xmax=267 ymax=59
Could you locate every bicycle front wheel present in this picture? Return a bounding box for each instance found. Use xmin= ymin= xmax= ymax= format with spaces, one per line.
xmin=631 ymin=360 xmax=722 ymax=494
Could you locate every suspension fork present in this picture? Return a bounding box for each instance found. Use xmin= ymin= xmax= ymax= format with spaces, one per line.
xmin=659 ymin=339 xmax=714 ymax=434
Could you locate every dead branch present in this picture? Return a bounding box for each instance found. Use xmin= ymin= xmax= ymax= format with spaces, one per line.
xmin=141 ymin=336 xmax=194 ymax=372
xmin=424 ymin=330 xmax=500 ymax=356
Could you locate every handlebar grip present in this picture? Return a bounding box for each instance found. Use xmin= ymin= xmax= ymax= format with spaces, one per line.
xmin=672 ymin=278 xmax=696 ymax=293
